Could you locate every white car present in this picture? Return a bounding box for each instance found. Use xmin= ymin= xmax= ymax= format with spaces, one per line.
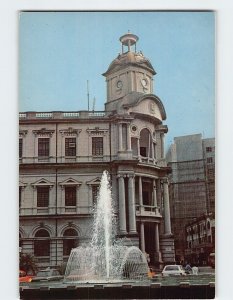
xmin=162 ymin=265 xmax=186 ymax=276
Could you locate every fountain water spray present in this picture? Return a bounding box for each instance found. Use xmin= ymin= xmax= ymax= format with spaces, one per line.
xmin=91 ymin=171 xmax=115 ymax=278
xmin=64 ymin=171 xmax=149 ymax=282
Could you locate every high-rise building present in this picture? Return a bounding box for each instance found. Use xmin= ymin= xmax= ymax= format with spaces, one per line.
xmin=166 ymin=134 xmax=215 ymax=263
xmin=19 ymin=33 xmax=175 ymax=269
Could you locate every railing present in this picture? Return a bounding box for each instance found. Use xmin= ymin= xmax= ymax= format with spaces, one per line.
xmin=36 ymin=113 xmax=53 ymax=119
xmin=63 ymin=112 xmax=80 ymax=118
xmin=133 ymin=155 xmax=167 ymax=167
xmin=19 ymin=113 xmax=27 ymax=119
xmin=19 ymin=111 xmax=107 ymax=120
xmin=135 ymin=205 xmax=161 ymax=216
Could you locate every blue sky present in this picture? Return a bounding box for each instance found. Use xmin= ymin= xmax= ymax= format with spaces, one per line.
xmin=19 ymin=11 xmax=215 ymax=149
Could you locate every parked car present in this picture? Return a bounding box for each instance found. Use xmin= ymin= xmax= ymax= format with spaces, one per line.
xmin=19 ymin=270 xmax=34 ymax=283
xmin=31 ymin=268 xmax=63 ymax=282
xmin=162 ymin=265 xmax=186 ymax=276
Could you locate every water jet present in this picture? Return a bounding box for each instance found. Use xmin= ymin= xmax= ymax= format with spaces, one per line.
xmin=64 ymin=171 xmax=149 ymax=283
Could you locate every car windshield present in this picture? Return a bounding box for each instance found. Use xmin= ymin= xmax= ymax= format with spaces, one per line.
xmin=165 ymin=266 xmax=179 ymax=271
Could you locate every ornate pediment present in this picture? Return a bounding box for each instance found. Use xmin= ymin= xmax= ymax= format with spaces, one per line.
xmin=59 ymin=177 xmax=82 ymax=187
xmin=19 ymin=130 xmax=28 ymax=138
xmin=19 ymin=180 xmax=27 ymax=188
xmin=86 ymin=177 xmax=101 ymax=186
xmin=59 ymin=127 xmax=82 ymax=137
xmin=32 ymin=128 xmax=55 ymax=137
xmin=31 ymin=178 xmax=54 ymax=188
xmin=86 ymin=127 xmax=108 ymax=136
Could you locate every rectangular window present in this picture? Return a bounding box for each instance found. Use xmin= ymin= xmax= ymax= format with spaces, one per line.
xmin=92 ymin=185 xmax=99 ymax=205
xmin=65 ymin=186 xmax=76 ymax=206
xmin=206 ymin=147 xmax=212 ymax=153
xmin=19 ymin=139 xmax=23 ymax=158
xmin=92 ymin=137 xmax=103 ymax=156
xmin=207 ymin=157 xmax=213 ymax=164
xmin=38 ymin=138 xmax=49 ymax=157
xmin=37 ymin=186 xmax=49 ymax=207
xmin=65 ymin=138 xmax=76 ymax=156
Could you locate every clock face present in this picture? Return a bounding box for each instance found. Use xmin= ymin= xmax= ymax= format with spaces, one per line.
xmin=116 ymin=80 xmax=123 ymax=89
xmin=141 ymin=78 xmax=148 ymax=87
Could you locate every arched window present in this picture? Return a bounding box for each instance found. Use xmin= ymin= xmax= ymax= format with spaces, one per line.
xmin=139 ymin=128 xmax=153 ymax=158
xmin=63 ymin=228 xmax=78 ymax=256
xmin=34 ymin=229 xmax=50 ymax=257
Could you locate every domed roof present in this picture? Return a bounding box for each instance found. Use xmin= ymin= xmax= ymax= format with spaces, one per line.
xmin=103 ymin=51 xmax=156 ymax=77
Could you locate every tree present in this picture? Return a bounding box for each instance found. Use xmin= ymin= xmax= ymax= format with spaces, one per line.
xmin=19 ymin=253 xmax=38 ymax=275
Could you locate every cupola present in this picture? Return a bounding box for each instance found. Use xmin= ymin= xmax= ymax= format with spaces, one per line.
xmin=103 ymin=33 xmax=156 ymax=107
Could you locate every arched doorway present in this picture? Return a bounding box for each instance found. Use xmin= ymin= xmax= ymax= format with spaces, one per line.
xmin=34 ymin=229 xmax=50 ymax=264
xmin=63 ymin=228 xmax=79 ymax=258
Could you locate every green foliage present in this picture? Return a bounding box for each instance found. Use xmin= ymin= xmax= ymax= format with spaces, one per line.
xmin=19 ymin=253 xmax=38 ymax=275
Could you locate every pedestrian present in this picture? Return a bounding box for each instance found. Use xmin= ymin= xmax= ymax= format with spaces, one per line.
xmin=185 ymin=263 xmax=192 ymax=274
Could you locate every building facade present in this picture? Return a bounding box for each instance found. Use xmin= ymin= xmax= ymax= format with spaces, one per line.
xmin=19 ymin=33 xmax=175 ymax=269
xmin=185 ymin=213 xmax=215 ymax=266
xmin=166 ymin=134 xmax=215 ymax=263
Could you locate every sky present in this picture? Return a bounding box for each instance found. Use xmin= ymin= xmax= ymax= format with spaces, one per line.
xmin=19 ymin=11 xmax=215 ymax=149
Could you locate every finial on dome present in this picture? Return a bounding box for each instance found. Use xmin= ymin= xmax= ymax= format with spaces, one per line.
xmin=119 ymin=32 xmax=139 ymax=53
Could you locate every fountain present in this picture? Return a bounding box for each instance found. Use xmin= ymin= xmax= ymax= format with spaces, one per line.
xmin=64 ymin=171 xmax=149 ymax=283
xmin=21 ymin=171 xmax=215 ymax=299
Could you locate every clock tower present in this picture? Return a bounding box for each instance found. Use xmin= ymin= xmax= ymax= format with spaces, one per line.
xmin=103 ymin=33 xmax=156 ymax=112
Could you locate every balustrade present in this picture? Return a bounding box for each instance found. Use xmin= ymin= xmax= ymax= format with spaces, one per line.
xmin=19 ymin=111 xmax=106 ymax=120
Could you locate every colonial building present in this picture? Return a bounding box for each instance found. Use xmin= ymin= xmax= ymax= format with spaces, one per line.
xmin=185 ymin=213 xmax=215 ymax=266
xmin=166 ymin=134 xmax=215 ymax=263
xmin=19 ymin=33 xmax=175 ymax=269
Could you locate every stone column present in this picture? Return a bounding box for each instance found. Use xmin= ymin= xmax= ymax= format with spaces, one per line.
xmin=152 ymin=142 xmax=155 ymax=160
xmin=118 ymin=175 xmax=127 ymax=234
xmin=138 ymin=176 xmax=143 ymax=211
xmin=161 ymin=133 xmax=165 ymax=159
xmin=140 ymin=221 xmax=145 ymax=253
xmin=128 ymin=175 xmax=137 ymax=234
xmin=155 ymin=223 xmax=160 ymax=253
xmin=154 ymin=143 xmax=157 ymax=160
xmin=153 ymin=179 xmax=158 ymax=215
xmin=156 ymin=179 xmax=162 ymax=212
xmin=127 ymin=124 xmax=131 ymax=151
xmin=148 ymin=133 xmax=151 ymax=161
xmin=153 ymin=179 xmax=158 ymax=207
xmin=118 ymin=123 xmax=123 ymax=151
xmin=163 ymin=179 xmax=172 ymax=235
xmin=137 ymin=138 xmax=140 ymax=157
